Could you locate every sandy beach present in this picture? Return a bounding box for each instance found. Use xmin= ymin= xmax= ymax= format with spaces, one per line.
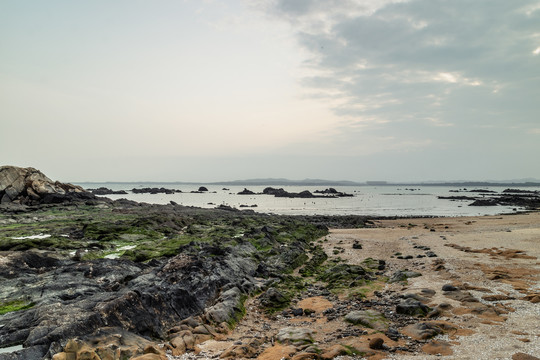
xmin=193 ymin=211 xmax=540 ymax=360
xmin=328 ymin=212 xmax=540 ymax=359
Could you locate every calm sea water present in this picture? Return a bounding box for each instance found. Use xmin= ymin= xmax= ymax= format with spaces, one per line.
xmin=74 ymin=183 xmax=540 ymax=217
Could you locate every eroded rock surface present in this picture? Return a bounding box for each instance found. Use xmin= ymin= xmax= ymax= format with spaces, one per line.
xmin=0 ymin=166 xmax=90 ymax=205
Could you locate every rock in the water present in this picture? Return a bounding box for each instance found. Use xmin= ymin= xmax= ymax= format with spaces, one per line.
xmin=88 ymin=187 xmax=128 ymax=195
xmin=238 ymin=188 xmax=255 ymax=195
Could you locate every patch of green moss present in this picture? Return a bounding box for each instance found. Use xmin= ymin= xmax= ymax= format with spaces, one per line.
xmin=341 ymin=344 xmax=366 ymax=356
xmin=260 ymin=275 xmax=306 ymax=314
xmin=299 ymin=245 xmax=328 ymax=277
xmin=0 ymin=300 xmax=35 ymax=315
xmin=347 ymin=281 xmax=385 ymax=299
xmin=318 ymin=263 xmax=367 ymax=285
xmin=226 ymin=294 xmax=248 ymax=329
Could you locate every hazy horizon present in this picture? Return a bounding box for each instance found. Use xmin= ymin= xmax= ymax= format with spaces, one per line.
xmin=70 ymin=175 xmax=540 ymax=185
xmin=2 ymin=1 xmax=539 ymax=183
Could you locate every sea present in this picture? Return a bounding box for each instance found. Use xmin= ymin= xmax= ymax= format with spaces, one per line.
xmin=73 ymin=183 xmax=540 ymax=217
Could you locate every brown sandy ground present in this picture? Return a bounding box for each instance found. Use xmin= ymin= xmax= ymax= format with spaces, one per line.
xmin=177 ymin=212 xmax=540 ymax=360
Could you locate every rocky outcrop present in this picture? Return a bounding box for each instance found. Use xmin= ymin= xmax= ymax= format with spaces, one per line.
xmin=88 ymin=187 xmax=128 ymax=195
xmin=0 ymin=166 xmax=89 ymax=205
xmin=237 ymin=188 xmax=255 ymax=195
xmin=314 ymin=188 xmax=354 ymax=197
xmin=0 ymin=200 xmax=329 ymax=359
xmin=0 ymin=243 xmax=260 ymax=359
xmin=131 ymin=188 xmax=177 ymax=194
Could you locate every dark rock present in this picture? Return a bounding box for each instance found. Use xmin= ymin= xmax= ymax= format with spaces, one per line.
xmin=402 ymin=322 xmax=443 ymax=340
xmin=238 ymin=188 xmax=255 ymax=195
xmin=442 ymin=284 xmax=458 ymax=291
xmin=292 ymin=308 xmax=304 ymax=316
xmin=0 ymin=246 xmax=258 ymax=351
xmin=313 ymin=188 xmax=353 ymax=197
xmin=215 ymin=204 xmax=240 ymax=211
xmin=396 ymin=298 xmax=430 ymax=316
xmin=132 ymin=187 xmax=176 ymax=194
xmin=368 ymin=337 xmax=384 ymax=350
xmin=385 ymin=327 xmax=400 ymax=341
xmin=259 ymin=288 xmax=290 ymax=309
xmin=89 ymin=187 xmax=128 ymax=195
xmin=0 ymin=345 xmax=48 ymax=360
xmin=198 ymin=187 xmax=208 ymax=192
xmin=388 ymin=270 xmax=422 ymax=283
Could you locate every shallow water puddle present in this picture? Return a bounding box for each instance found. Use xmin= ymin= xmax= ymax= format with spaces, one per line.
xmin=0 ymin=345 xmax=23 ymax=354
xmin=11 ymin=234 xmax=51 ymax=240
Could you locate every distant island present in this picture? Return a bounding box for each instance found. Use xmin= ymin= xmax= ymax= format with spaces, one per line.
xmin=207 ymin=178 xmax=540 ymax=187
xmin=74 ymin=178 xmax=540 ymax=187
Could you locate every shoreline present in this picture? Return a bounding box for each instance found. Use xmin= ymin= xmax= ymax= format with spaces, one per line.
xmin=1 ymin=201 xmax=539 ymax=359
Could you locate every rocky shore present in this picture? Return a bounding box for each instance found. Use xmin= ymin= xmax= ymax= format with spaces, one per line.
xmin=1 ymin=167 xmax=539 ymax=359
xmin=237 ymin=187 xmax=353 ymax=198
xmin=438 ymin=188 xmax=540 ymax=209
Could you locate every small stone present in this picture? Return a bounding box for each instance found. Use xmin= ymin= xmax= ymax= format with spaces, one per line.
xmin=396 ymin=298 xmax=430 ymax=316
xmin=368 ymin=337 xmax=384 ymax=350
xmin=385 ymin=327 xmax=400 ymax=341
xmin=442 ymin=284 xmax=458 ymax=291
xmin=292 ymin=308 xmax=304 ymax=316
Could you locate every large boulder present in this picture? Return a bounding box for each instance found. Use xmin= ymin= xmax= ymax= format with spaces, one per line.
xmin=0 ymin=166 xmax=86 ymax=205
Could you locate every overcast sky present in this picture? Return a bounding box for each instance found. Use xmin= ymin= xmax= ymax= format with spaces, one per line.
xmin=1 ymin=0 xmax=539 ymax=182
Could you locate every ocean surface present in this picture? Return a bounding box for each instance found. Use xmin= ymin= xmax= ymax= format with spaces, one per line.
xmin=74 ymin=183 xmax=540 ymax=217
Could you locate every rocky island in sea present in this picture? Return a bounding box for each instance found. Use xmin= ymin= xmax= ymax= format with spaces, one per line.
xmin=1 ymin=166 xmax=539 ymax=360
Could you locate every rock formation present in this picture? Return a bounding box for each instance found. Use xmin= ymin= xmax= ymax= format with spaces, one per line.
xmin=0 ymin=166 xmax=88 ymax=205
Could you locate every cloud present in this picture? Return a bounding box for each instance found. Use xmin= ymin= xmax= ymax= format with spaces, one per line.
xmin=259 ymin=0 xmax=540 ymax=155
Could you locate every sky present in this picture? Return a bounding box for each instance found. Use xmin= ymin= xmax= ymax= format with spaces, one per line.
xmin=1 ymin=0 xmax=539 ymax=183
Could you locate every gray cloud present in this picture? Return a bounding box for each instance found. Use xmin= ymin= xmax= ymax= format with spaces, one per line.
xmin=264 ymin=0 xmax=540 ymax=140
